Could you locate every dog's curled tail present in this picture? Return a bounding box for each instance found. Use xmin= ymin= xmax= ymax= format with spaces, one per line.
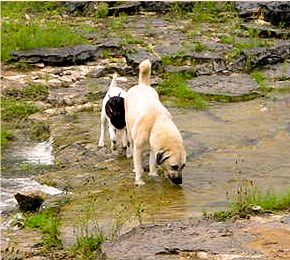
xmin=138 ymin=59 xmax=151 ymax=86
xmin=109 ymin=72 xmax=118 ymax=89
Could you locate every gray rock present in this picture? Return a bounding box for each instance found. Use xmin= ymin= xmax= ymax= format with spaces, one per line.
xmin=102 ymin=219 xmax=256 ymax=260
xmin=227 ymin=42 xmax=290 ymax=72
xmin=140 ymin=1 xmax=195 ymax=13
xmin=187 ymin=73 xmax=259 ymax=97
xmin=235 ymin=2 xmax=264 ymax=19
xmin=61 ymin=1 xmax=96 ymax=15
xmin=244 ymin=42 xmax=290 ymax=69
xmin=241 ymin=23 xmax=290 ymax=39
xmin=108 ymin=2 xmax=141 ymax=16
xmin=280 ymin=215 xmax=290 ymax=224
xmin=124 ymin=48 xmax=161 ymax=73
xmin=261 ymin=2 xmax=290 ymax=27
xmin=10 ymin=45 xmax=98 ymax=66
xmin=10 ymin=43 xmax=122 ymax=66
xmin=260 ymin=62 xmax=290 ymax=80
xmin=235 ymin=2 xmax=290 ymax=27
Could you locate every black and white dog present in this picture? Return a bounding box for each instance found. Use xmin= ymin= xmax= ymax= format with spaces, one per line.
xmin=98 ymin=73 xmax=128 ymax=152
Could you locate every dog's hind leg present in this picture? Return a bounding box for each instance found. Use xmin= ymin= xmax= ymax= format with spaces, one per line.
xmin=133 ymin=144 xmax=145 ymax=185
xmin=108 ymin=124 xmax=117 ymax=150
xmin=149 ymin=150 xmax=158 ymax=177
xmin=125 ymin=126 xmax=133 ymax=159
xmin=98 ymin=110 xmax=107 ymax=147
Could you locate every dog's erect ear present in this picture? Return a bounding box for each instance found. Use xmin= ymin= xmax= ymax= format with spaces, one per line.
xmin=105 ymin=103 xmax=114 ymax=117
xmin=156 ymin=151 xmax=170 ymax=165
xmin=118 ymin=92 xmax=121 ymax=97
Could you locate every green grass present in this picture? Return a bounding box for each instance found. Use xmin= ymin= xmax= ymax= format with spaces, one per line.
xmin=189 ymin=2 xmax=236 ymax=23
xmin=95 ymin=2 xmax=109 ymax=18
xmin=1 ymin=126 xmax=14 ymax=151
xmin=121 ymin=32 xmax=144 ymax=46
xmin=109 ymin=13 xmax=128 ymax=31
xmin=251 ymin=71 xmax=271 ymax=94
xmin=71 ymin=234 xmax=105 ymax=260
xmin=158 ymin=73 xmax=207 ymax=109
xmin=24 ymin=208 xmax=62 ymax=250
xmin=1 ymin=98 xmax=40 ymax=121
xmin=205 ymin=179 xmax=290 ymax=221
xmin=1 ymin=2 xmax=87 ymax=61
xmin=2 ymin=20 xmax=87 ymax=61
xmin=23 ymin=84 xmax=49 ymax=101
xmin=191 ymin=42 xmax=205 ymax=52
xmin=1 ymin=1 xmax=60 ymax=18
xmin=29 ymin=121 xmax=50 ymax=142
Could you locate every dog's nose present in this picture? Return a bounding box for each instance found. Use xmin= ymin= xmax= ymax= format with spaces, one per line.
xmin=170 ymin=176 xmax=182 ymax=185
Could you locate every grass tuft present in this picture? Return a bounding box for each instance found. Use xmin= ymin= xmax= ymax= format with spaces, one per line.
xmin=1 ymin=126 xmax=14 ymax=151
xmin=251 ymin=71 xmax=271 ymax=94
xmin=1 ymin=98 xmax=40 ymax=121
xmin=72 ymin=234 xmax=105 ymax=259
xmin=205 ymin=178 xmax=290 ymax=221
xmin=158 ymin=73 xmax=207 ymax=109
xmin=95 ymin=2 xmax=109 ymax=18
xmin=24 ymin=208 xmax=62 ymax=250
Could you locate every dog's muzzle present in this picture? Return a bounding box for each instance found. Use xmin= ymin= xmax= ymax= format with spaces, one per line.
xmin=169 ymin=175 xmax=182 ymax=185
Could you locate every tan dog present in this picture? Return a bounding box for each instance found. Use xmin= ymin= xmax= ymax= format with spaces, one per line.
xmin=125 ymin=59 xmax=186 ymax=185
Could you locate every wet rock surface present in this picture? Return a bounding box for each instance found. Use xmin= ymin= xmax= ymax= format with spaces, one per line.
xmin=103 ymin=215 xmax=290 ymax=259
xmin=187 ymin=73 xmax=259 ymax=97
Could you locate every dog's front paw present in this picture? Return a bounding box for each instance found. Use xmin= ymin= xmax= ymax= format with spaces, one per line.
xmin=126 ymin=151 xmax=132 ymax=158
xmin=98 ymin=143 xmax=104 ymax=148
xmin=134 ymin=179 xmax=145 ymax=186
xmin=148 ymin=171 xmax=158 ymax=177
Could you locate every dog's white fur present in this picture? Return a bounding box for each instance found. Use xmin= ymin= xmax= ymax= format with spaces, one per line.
xmin=125 ymin=59 xmax=186 ymax=185
xmin=98 ymin=73 xmax=127 ymax=151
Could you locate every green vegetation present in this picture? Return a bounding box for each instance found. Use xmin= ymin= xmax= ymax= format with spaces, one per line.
xmin=205 ymin=179 xmax=290 ymax=221
xmin=2 ymin=20 xmax=87 ymax=61
xmin=189 ymin=2 xmax=236 ymax=23
xmin=23 ymin=84 xmax=49 ymax=101
xmin=251 ymin=71 xmax=271 ymax=94
xmin=191 ymin=42 xmax=205 ymax=52
xmin=1 ymin=1 xmax=60 ymax=18
xmin=95 ymin=2 xmax=109 ymax=18
xmin=29 ymin=121 xmax=50 ymax=142
xmin=121 ymin=32 xmax=144 ymax=46
xmin=1 ymin=98 xmax=40 ymax=122
xmin=1 ymin=2 xmax=87 ymax=61
xmin=109 ymin=13 xmax=128 ymax=31
xmin=71 ymin=233 xmax=105 ymax=259
xmin=3 ymin=83 xmax=48 ymax=100
xmin=1 ymin=126 xmax=14 ymax=151
xmin=158 ymin=73 xmax=207 ymax=109
xmin=24 ymin=208 xmax=62 ymax=250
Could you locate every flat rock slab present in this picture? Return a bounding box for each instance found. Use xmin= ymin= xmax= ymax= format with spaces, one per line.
xmin=187 ymin=73 xmax=259 ymax=97
xmin=102 ymin=219 xmax=256 ymax=259
xmin=10 ymin=45 xmax=98 ymax=66
xmin=102 ymin=216 xmax=290 ymax=260
xmin=10 ymin=43 xmax=121 ymax=66
xmin=124 ymin=48 xmax=161 ymax=72
xmin=235 ymin=2 xmax=290 ymax=27
xmin=241 ymin=23 xmax=290 ymax=39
